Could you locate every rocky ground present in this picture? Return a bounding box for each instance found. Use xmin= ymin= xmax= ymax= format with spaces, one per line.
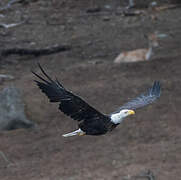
xmin=0 ymin=0 xmax=181 ymax=180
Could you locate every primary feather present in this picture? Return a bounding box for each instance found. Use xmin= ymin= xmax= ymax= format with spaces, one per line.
xmin=32 ymin=63 xmax=107 ymax=123
xmin=118 ymin=81 xmax=161 ymax=111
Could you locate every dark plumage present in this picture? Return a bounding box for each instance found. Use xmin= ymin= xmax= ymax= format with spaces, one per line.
xmin=32 ymin=63 xmax=161 ymax=137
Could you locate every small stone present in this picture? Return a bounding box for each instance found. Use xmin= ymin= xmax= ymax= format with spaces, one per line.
xmin=102 ymin=16 xmax=110 ymax=21
xmin=104 ymin=5 xmax=111 ymax=10
xmin=86 ymin=7 xmax=101 ymax=13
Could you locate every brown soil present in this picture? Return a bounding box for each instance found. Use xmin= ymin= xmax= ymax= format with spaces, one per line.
xmin=0 ymin=0 xmax=181 ymax=180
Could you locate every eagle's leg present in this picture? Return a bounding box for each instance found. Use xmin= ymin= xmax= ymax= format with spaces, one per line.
xmin=77 ymin=131 xmax=86 ymax=136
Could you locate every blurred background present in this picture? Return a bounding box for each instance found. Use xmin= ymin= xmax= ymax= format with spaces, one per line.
xmin=0 ymin=0 xmax=181 ymax=180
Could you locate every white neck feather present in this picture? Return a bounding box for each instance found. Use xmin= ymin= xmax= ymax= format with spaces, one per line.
xmin=110 ymin=112 xmax=124 ymax=124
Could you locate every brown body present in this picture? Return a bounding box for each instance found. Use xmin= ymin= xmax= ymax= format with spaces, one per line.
xmin=114 ymin=33 xmax=159 ymax=63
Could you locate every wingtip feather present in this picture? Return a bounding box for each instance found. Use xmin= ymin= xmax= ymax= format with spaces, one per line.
xmin=151 ymin=81 xmax=161 ymax=97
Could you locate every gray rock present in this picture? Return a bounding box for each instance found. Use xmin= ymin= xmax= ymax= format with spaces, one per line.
xmin=0 ymin=87 xmax=35 ymax=130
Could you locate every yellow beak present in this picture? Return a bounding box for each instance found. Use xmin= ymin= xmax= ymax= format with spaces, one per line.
xmin=128 ymin=110 xmax=135 ymax=115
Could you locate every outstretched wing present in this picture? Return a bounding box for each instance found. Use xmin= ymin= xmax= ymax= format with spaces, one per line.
xmin=118 ymin=81 xmax=161 ymax=111
xmin=32 ymin=63 xmax=107 ymax=122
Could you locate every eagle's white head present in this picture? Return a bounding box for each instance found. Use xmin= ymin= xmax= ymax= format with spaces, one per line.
xmin=110 ymin=109 xmax=135 ymax=124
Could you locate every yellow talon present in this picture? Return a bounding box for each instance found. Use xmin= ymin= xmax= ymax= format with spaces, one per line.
xmin=78 ymin=132 xmax=86 ymax=136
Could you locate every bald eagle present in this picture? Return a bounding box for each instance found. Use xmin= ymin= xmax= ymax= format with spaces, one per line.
xmin=32 ymin=64 xmax=161 ymax=137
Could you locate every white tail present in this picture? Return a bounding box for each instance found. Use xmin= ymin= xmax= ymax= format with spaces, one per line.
xmin=62 ymin=128 xmax=85 ymax=137
xmin=114 ymin=33 xmax=159 ymax=63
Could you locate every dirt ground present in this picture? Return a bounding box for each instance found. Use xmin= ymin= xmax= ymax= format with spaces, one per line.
xmin=0 ymin=0 xmax=181 ymax=180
